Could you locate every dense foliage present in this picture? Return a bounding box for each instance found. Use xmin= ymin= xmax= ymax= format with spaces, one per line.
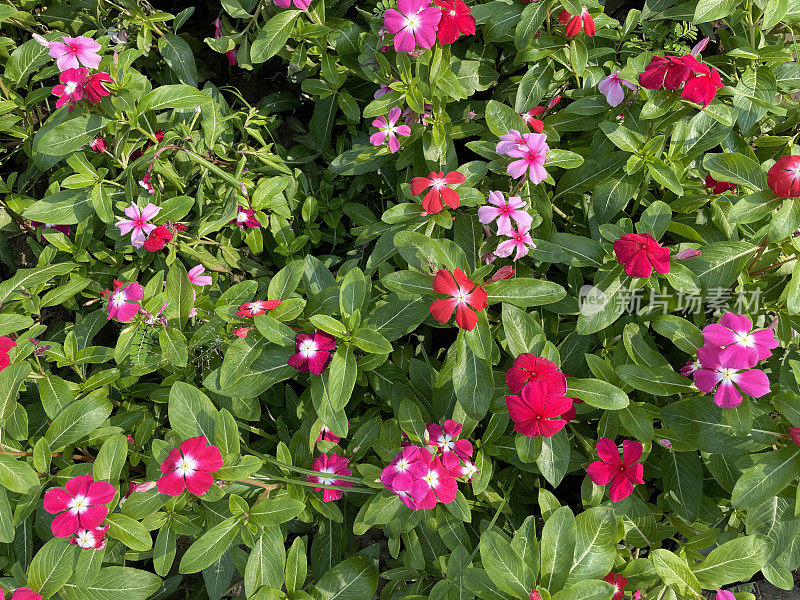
xmin=1 ymin=0 xmax=800 ymax=599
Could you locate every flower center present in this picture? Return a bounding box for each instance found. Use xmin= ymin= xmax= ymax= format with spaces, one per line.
xmin=69 ymin=495 xmax=88 ymax=513
xmin=64 ymin=82 xmax=77 ymax=95
xmin=299 ymin=339 xmax=317 ymax=357
xmin=175 ymin=455 xmax=197 ymax=477
xmin=396 ymin=458 xmax=409 ymax=471
xmin=450 ymin=9 xmax=456 ymax=15
xmin=405 ymin=15 xmax=419 ymax=30
xmin=76 ymin=530 xmax=95 ymax=548
xmin=734 ymin=331 xmax=753 ymax=346
xmin=237 ymin=212 xmax=248 ymax=222
xmin=455 ymin=291 xmax=469 ymax=303
xmin=424 ymin=470 xmax=438 ymax=486
xmin=112 ymin=291 xmax=126 ymax=308
xmin=318 ymin=467 xmax=336 ymax=485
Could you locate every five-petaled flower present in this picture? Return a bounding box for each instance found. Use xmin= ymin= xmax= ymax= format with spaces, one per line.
xmin=0 ymin=336 xmax=17 ymax=372
xmin=288 ymin=330 xmax=337 ymax=374
xmin=381 ymin=446 xmax=429 ymax=499
xmin=432 ymin=0 xmax=476 ymax=44
xmin=701 ymin=313 xmax=778 ymax=369
xmin=410 ymin=452 xmax=458 ymax=509
xmin=604 ymin=572 xmax=628 ymax=600
xmin=157 ymin=435 xmax=223 ymax=496
xmin=692 ymin=345 xmax=770 ymax=408
xmin=43 ymin=474 xmax=116 ymax=537
xmin=768 ymin=155 xmax=800 ymax=198
xmin=85 ymin=72 xmax=113 ymax=103
xmin=237 ymin=300 xmax=282 ymax=317
xmin=41 ymin=35 xmax=102 ymax=70
xmin=520 ymin=106 xmax=545 ymax=132
xmin=494 ymin=225 xmax=536 ymax=261
xmin=613 ymin=232 xmax=670 ymax=278
xmin=52 ymin=68 xmax=87 ymax=109
xmin=426 ymin=420 xmax=473 ymax=469
xmin=410 ymin=170 xmax=466 ymax=214
xmin=598 ymin=71 xmax=637 ymax=107
xmin=506 ymin=354 xmax=567 ymax=395
xmin=116 ymin=202 xmax=161 ymax=248
xmin=143 ymin=225 xmax=173 ymax=252
xmin=505 ymin=380 xmax=573 ymax=438
xmin=307 ymin=453 xmax=353 ymax=501
xmin=104 ymin=280 xmax=143 ymax=322
xmin=370 ymin=106 xmax=411 ymax=153
xmin=586 ymin=438 xmax=644 ymax=502
xmin=231 ymin=207 xmax=261 ymax=229
xmin=383 ymin=0 xmax=442 ymax=53
xmin=680 ymin=55 xmax=723 ymax=107
xmin=639 ymin=56 xmax=691 ymax=91
xmin=429 ymin=268 xmax=487 ymax=331
xmin=478 ymin=191 xmax=533 ymax=236
xmin=559 ymin=7 xmax=595 ymax=37
xmin=506 ymin=133 xmax=549 ymax=183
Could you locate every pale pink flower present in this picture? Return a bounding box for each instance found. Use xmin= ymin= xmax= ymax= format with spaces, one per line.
xmin=478 ymin=191 xmax=532 ymax=236
xmin=370 ymin=106 xmax=411 ymax=153
xmin=38 ymin=35 xmax=102 ymax=71
xmin=383 ymin=0 xmax=442 ymax=53
xmin=495 ymin=226 xmax=536 ymax=261
xmin=496 ymin=129 xmax=526 ymax=155
xmin=52 ymin=68 xmax=87 ymax=109
xmin=675 ymin=248 xmax=701 ymax=259
xmin=116 ymin=202 xmax=160 ymax=248
xmin=374 ymin=79 xmax=398 ymax=98
xmin=188 ymin=265 xmax=212 ymax=286
xmin=507 ymin=133 xmax=549 ymax=183
xmin=598 ymin=71 xmax=637 ymax=107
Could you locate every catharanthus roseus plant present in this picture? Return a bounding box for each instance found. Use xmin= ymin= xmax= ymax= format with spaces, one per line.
xmin=1 ymin=0 xmax=800 ymax=599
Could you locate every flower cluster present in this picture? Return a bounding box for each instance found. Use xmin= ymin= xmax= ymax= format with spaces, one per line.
xmin=639 ymin=54 xmax=723 ymax=108
xmin=35 ymin=35 xmax=113 ymax=110
xmin=383 ymin=0 xmax=475 ymax=54
xmin=44 ymin=474 xmax=115 ymax=538
xmin=478 ymin=191 xmax=535 ymax=261
xmin=505 ymin=354 xmax=574 ymax=437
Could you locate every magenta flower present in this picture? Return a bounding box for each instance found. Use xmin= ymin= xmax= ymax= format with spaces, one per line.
xmin=230 ymin=207 xmax=261 ymax=229
xmin=381 ymin=445 xmax=429 ymax=495
xmin=369 ymin=106 xmax=411 ymax=153
xmin=374 ymin=80 xmax=398 ymax=98
xmin=157 ymin=435 xmax=224 ymax=497
xmin=52 ymin=67 xmax=88 ymax=109
xmin=505 ymin=380 xmax=573 ymax=438
xmin=69 ymin=525 xmax=110 ymax=550
xmin=1 ymin=588 xmax=41 ymax=600
xmin=426 ymin=420 xmax=473 ymax=469
xmin=274 ymin=0 xmax=311 ymax=9
xmin=383 ymin=0 xmax=442 ymax=53
xmin=598 ymin=71 xmax=637 ymax=107
xmin=507 ymin=133 xmax=549 ymax=183
xmin=39 ymin=35 xmax=102 ymax=71
xmin=318 ymin=426 xmax=341 ymax=443
xmin=287 ymin=330 xmax=337 ymax=374
xmin=213 ymin=18 xmax=237 ymax=65
xmin=104 ymin=280 xmax=143 ymax=322
xmin=478 ymin=191 xmax=532 ymax=236
xmin=675 ymin=248 xmax=701 ymax=259
xmin=716 ymin=592 xmax=735 ymax=600
xmin=116 ymin=202 xmax=160 ymax=248
xmin=188 ymin=265 xmax=212 ymax=287
xmin=693 ymin=345 xmax=770 ymax=408
xmin=496 ymin=129 xmax=526 ymax=155
xmin=43 ymin=474 xmax=116 ymax=538
xmin=495 ymin=225 xmax=536 ymax=261
xmin=586 ymin=438 xmax=644 ymax=502
xmin=409 ymin=452 xmax=458 ymax=509
xmin=701 ymin=313 xmax=778 ymax=369
xmin=307 ymin=453 xmax=353 ymax=502
xmin=680 ymin=358 xmax=702 ymax=377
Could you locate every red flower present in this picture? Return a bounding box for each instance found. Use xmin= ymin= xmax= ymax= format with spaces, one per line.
xmin=90 ymin=138 xmax=107 ymax=152
xmin=559 ymin=7 xmax=594 ymax=37
xmin=604 ymin=572 xmax=628 ymax=600
xmin=505 ymin=380 xmax=573 ymax=437
xmin=506 ymin=354 xmax=567 ymax=395
xmin=789 ymin=427 xmax=800 ymax=447
xmin=680 ymin=55 xmax=723 ymax=107
xmin=432 ymin=0 xmax=476 ymax=44
xmin=520 ymin=106 xmax=545 ymax=133
xmin=85 ymin=72 xmax=114 ymax=103
xmin=234 ymin=327 xmax=252 ymax=338
xmin=318 ymin=426 xmax=341 ymax=443
xmin=236 ymin=300 xmax=282 ymax=317
xmin=490 ymin=266 xmax=515 ymax=281
xmin=587 ymin=438 xmax=644 ymax=502
xmin=157 ymin=435 xmax=223 ymax=496
xmin=410 ymin=170 xmax=466 ymax=214
xmin=768 ymin=155 xmax=800 ymax=198
xmin=0 ymin=336 xmax=17 ymax=372
xmin=705 ymin=174 xmax=735 ymax=194
xmin=639 ymin=56 xmax=691 ymax=91
xmin=143 ymin=225 xmax=173 ymax=252
xmin=429 ymin=268 xmax=487 ymax=331
xmin=613 ymin=233 xmax=670 ymax=278
xmin=288 ymin=330 xmax=337 ymax=374
xmin=529 ymin=592 xmax=542 ymax=600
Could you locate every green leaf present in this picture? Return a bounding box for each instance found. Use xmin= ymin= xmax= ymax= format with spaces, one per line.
xmin=139 ymin=84 xmax=213 ymax=112
xmin=61 ymin=567 xmax=162 ymax=600
xmin=485 ymin=278 xmax=566 ymax=307
xmin=251 ymin=10 xmax=301 ymax=63
xmin=651 ymin=549 xmax=702 ymax=596
xmin=616 ymin=364 xmax=695 ymax=395
xmin=165 ymin=261 xmax=193 ymax=328
xmin=158 ymin=34 xmax=198 ymax=86
xmin=685 ymin=241 xmax=757 ymax=290
xmin=35 ymin=115 xmax=109 ymax=158
xmin=694 ymin=0 xmax=737 ymax=21
xmin=285 ymin=537 xmax=307 ymax=594
xmin=93 ymin=434 xmax=128 ymax=482
xmin=763 ymin=0 xmax=788 ymax=28
xmin=485 ymin=100 xmax=526 ymax=137
xmin=250 ymin=497 xmax=306 ymax=526
xmin=514 ymin=63 xmax=553 ymax=113
xmin=703 ymin=153 xmax=768 ymax=191
xmin=0 ymin=454 xmax=39 ymax=494
xmin=552 ymin=580 xmax=614 ymax=600
xmin=480 ymin=530 xmax=536 ymax=599
xmin=0 ymin=362 xmax=31 ymax=420
xmin=731 ymin=446 xmax=800 ymax=509
xmin=23 ymin=188 xmax=93 ymax=225
xmin=105 ymin=513 xmax=153 ymax=552
xmin=351 ymin=328 xmax=392 ymax=354
xmin=661 ymin=451 xmax=703 ymax=521
xmin=565 ymin=507 xmax=617 ymax=585
xmin=540 ymin=506 xmax=576 ymax=594
xmin=159 ymin=327 xmax=189 ymax=368
xmin=44 ymin=393 xmax=112 ymax=451
xmin=537 ymin=429 xmax=570 ymax=487
xmin=398 ymin=399 xmax=426 ymax=444
xmin=566 ymin=378 xmax=629 ymax=409
xmin=311 ymin=557 xmax=378 ymax=600
xmin=27 ymin=537 xmax=77 ymax=599
xmin=454 ymin=334 xmax=493 ymax=419
xmin=179 ymin=517 xmax=242 ymax=574
xmin=220 ymin=336 xmax=266 ymax=388
xmin=245 ymin=527 xmax=285 ymax=595
xmin=153 ymin=527 xmax=177 ymax=577
xmin=692 ymin=535 xmax=770 ymax=588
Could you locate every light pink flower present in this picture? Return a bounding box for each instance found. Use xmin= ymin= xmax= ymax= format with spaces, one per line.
xmin=383 ymin=0 xmax=442 ymax=53
xmin=369 ymin=106 xmax=411 ymax=153
xmin=507 ymin=133 xmax=549 ymax=183
xmin=478 ymin=191 xmax=532 ymax=236
xmin=52 ymin=68 xmax=88 ymax=109
xmin=69 ymin=525 xmax=110 ymax=550
xmin=39 ymin=35 xmax=102 ymax=71
xmin=693 ymin=345 xmax=770 ymax=408
xmin=116 ymin=202 xmax=160 ymax=247
xmin=104 ymin=280 xmax=143 ymax=322
xmin=496 ymin=129 xmax=526 ymax=155
xmin=495 ymin=225 xmax=536 ymax=261
xmin=598 ymin=71 xmax=637 ymax=107
xmin=691 ymin=37 xmax=709 ymax=57
xmin=157 ymin=435 xmax=223 ymax=496
xmin=43 ymin=474 xmax=115 ymax=538
xmin=701 ymin=313 xmax=778 ymax=369
xmin=188 ymin=265 xmax=212 ymax=286
xmin=307 ymin=453 xmax=353 ymax=502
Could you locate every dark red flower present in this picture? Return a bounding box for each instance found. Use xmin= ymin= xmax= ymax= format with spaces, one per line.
xmin=85 ymin=72 xmax=113 ymax=103
xmin=639 ymin=56 xmax=691 ymax=91
xmin=613 ymin=233 xmax=670 ymax=278
xmin=789 ymin=427 xmax=800 ymax=447
xmin=705 ymin=174 xmax=735 ymax=194
xmin=143 ymin=225 xmax=173 ymax=252
xmin=680 ymin=55 xmax=723 ymax=107
xmin=559 ymin=7 xmax=594 ymax=37
xmin=432 ymin=0 xmax=476 ymax=44
xmin=604 ymin=572 xmax=628 ymax=600
xmin=768 ymin=155 xmax=800 ymax=198
xmin=410 ymin=171 xmax=466 ymax=214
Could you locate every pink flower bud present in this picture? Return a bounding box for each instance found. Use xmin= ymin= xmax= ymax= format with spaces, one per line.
xmin=491 ymin=266 xmax=515 ymax=281
xmin=691 ymin=37 xmax=709 ymax=56
xmin=675 ymin=248 xmax=701 ymax=259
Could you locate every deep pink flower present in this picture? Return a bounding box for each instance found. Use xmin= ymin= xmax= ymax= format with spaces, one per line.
xmin=768 ymin=155 xmax=800 ymax=198
xmin=213 ymin=18 xmax=237 ymax=65
xmin=0 ymin=337 xmax=17 ymax=372
xmin=529 ymin=592 xmax=542 ymax=600
xmin=598 ymin=71 xmax=637 ymax=107
xmin=455 ymin=458 xmax=479 ymax=480
xmin=52 ymin=67 xmax=87 ymax=109
xmin=507 ymin=133 xmax=549 ymax=183
xmin=31 ymin=222 xmax=71 ymax=239
xmin=613 ymin=232 xmax=670 ymax=277
xmin=559 ymin=7 xmax=595 ymax=37
xmin=104 ymin=280 xmax=143 ymax=322
xmin=520 ymin=106 xmax=545 ymax=132
xmin=680 ymin=55 xmax=723 ymax=107
xmin=188 ymin=265 xmax=212 ymax=287
xmin=506 ymin=380 xmax=573 ymax=437
xmin=90 ymin=138 xmax=107 ymax=152
xmin=230 ymin=207 xmax=261 ymax=229
xmin=701 ymin=313 xmax=778 ymax=369
xmin=0 ymin=588 xmax=41 ymax=600
xmin=143 ymin=225 xmax=173 ymax=252
xmin=705 ymin=174 xmax=735 ymax=194
xmin=41 ymin=35 xmax=102 ymax=71
xmin=410 ymin=453 xmax=458 ymax=509
xmin=116 ymin=202 xmax=160 ymax=248
xmin=157 ymin=435 xmax=223 ymax=496
xmin=43 ymin=474 xmax=116 ymax=538
xmin=69 ymin=525 xmax=110 ymax=550
xmin=318 ymin=426 xmax=341 ymax=443
xmin=490 ymin=266 xmax=516 ymax=281
xmin=236 ymin=300 xmax=282 ymax=317
xmin=494 ymin=225 xmax=535 ymax=261
xmin=429 ymin=268 xmax=487 ymax=331
xmin=410 ymin=170 xmax=466 ymax=214
xmin=604 ymin=573 xmax=627 ymax=600
xmin=681 ymin=358 xmax=702 ymax=377
xmin=370 ymin=106 xmax=411 ymax=153
xmin=288 ymin=330 xmax=337 ymax=374
xmin=85 ymin=72 xmax=113 ymax=103
xmin=274 ymin=0 xmax=311 ymax=8
xmin=693 ymin=345 xmax=770 ymax=408
xmin=587 ymin=438 xmax=644 ymax=502
xmin=478 ymin=191 xmax=533 ymax=236
xmin=381 ymin=446 xmax=430 ymax=497
xmin=506 ymin=354 xmax=566 ymax=395
xmin=433 ymin=0 xmax=475 ymax=44
xmin=383 ymin=0 xmax=442 ymax=53
xmin=307 ymin=453 xmax=353 ymax=501
xmin=639 ymin=56 xmax=691 ymax=91
xmin=426 ymin=420 xmax=473 ymax=469
xmin=717 ymin=592 xmax=735 ymax=600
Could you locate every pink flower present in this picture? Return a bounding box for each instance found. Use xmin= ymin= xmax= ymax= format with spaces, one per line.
xmin=42 ymin=35 xmax=102 ymax=71
xmin=31 ymin=222 xmax=70 ymax=237
xmin=680 ymin=358 xmax=702 ymax=377
xmin=115 ymin=202 xmax=160 ymax=248
xmin=188 ymin=265 xmax=212 ymax=286
xmin=598 ymin=71 xmax=637 ymax=107
xmin=429 ymin=268 xmax=488 ymax=331
xmin=507 ymin=133 xmax=549 ymax=183
xmin=43 ymin=474 xmax=116 ymax=537
xmin=790 ymin=427 xmax=800 ymax=447
xmin=691 ymin=37 xmax=709 ymax=56
xmin=104 ymin=280 xmax=143 ymax=322
xmin=675 ymin=248 xmax=701 ymax=259
xmin=410 ymin=453 xmax=458 ymax=509
xmin=213 ymin=18 xmax=237 ymax=65
xmin=90 ymin=138 xmax=107 ymax=152
xmin=604 ymin=573 xmax=627 ymax=600
xmin=520 ymin=106 xmax=545 ymax=132
xmin=370 ymin=106 xmax=411 ymax=153
xmin=505 ymin=380 xmax=573 ymax=437
xmin=85 ymin=72 xmax=113 ymax=103
xmin=410 ymin=170 xmax=466 ymax=214
xmin=494 ymin=225 xmax=536 ymax=261
xmin=456 ymin=458 xmax=479 ymax=480
xmin=490 ymin=265 xmax=515 ymax=281
xmin=693 ymin=346 xmax=770 ymax=408
xmin=139 ymin=172 xmax=155 ymax=195
xmin=234 ymin=327 xmax=252 ymax=338
xmin=529 ymin=592 xmax=542 ymax=600
xmin=374 ymin=80 xmax=397 ymax=98
xmin=506 ymin=354 xmax=567 ymax=395
xmin=496 ymin=129 xmax=526 ymax=155
xmin=230 ymin=207 xmax=261 ymax=229
xmin=318 ymin=426 xmax=341 ymax=443
xmin=478 ymin=191 xmax=533 ymax=236
xmin=587 ymin=438 xmax=644 ymax=502
xmin=559 ymin=7 xmax=595 ymax=37
xmin=383 ymin=0 xmax=442 ymax=53
xmin=236 ymin=300 xmax=282 ymax=317
xmin=52 ymin=67 xmax=88 ymax=109
xmin=717 ymin=592 xmax=735 ymax=600
xmin=381 ymin=446 xmax=429 ymax=496
xmin=288 ymin=330 xmax=337 ymax=374
xmin=426 ymin=420 xmax=473 ymax=469
xmin=274 ymin=0 xmax=311 ymax=9
xmin=0 ymin=337 xmax=17 ymax=372
xmin=157 ymin=435 xmax=223 ymax=496
xmin=307 ymin=453 xmax=353 ymax=502
xmin=701 ymin=313 xmax=778 ymax=369
xmin=768 ymin=155 xmax=800 ymax=198
xmin=613 ymin=232 xmax=670 ymax=277
xmin=69 ymin=525 xmax=110 ymax=549
xmin=0 ymin=588 xmax=41 ymax=600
